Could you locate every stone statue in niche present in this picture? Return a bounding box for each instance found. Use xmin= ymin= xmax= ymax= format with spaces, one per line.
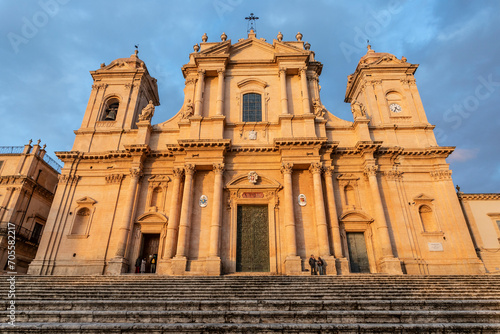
xmin=104 ymin=103 xmax=118 ymax=121
xmin=351 ymin=101 xmax=366 ymax=119
xmin=182 ymin=99 xmax=194 ymax=119
xmin=138 ymin=100 xmax=155 ymax=121
xmin=312 ymin=99 xmax=325 ymax=117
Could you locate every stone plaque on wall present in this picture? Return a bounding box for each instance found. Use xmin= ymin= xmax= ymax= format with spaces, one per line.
xmin=428 ymin=242 xmax=443 ymax=252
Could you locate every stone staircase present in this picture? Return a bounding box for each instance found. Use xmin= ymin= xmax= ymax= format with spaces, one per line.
xmin=1 ymin=275 xmax=499 ymax=333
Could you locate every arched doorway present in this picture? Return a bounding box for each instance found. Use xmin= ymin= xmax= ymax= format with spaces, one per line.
xmin=132 ymin=212 xmax=168 ymax=274
xmin=339 ymin=211 xmax=376 ymax=273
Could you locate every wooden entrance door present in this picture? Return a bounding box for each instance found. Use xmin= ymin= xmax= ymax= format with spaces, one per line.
xmin=141 ymin=234 xmax=159 ymax=273
xmin=346 ymin=232 xmax=370 ymax=273
xmin=236 ymin=205 xmax=270 ymax=272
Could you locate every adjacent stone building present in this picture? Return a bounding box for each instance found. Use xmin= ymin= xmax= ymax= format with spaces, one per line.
xmin=29 ymin=30 xmax=490 ymax=276
xmin=458 ymin=192 xmax=500 ymax=273
xmin=0 ymin=141 xmax=60 ymax=274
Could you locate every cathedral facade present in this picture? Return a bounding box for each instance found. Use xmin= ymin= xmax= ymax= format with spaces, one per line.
xmin=29 ymin=31 xmax=486 ymax=276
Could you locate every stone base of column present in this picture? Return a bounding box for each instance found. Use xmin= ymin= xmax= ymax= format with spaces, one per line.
xmin=335 ymin=257 xmax=350 ymax=275
xmin=205 ymin=257 xmax=222 ymax=276
xmin=171 ymin=256 xmax=187 ymax=276
xmin=321 ymin=255 xmax=337 ymax=275
xmin=284 ymin=256 xmax=302 ymax=275
xmin=105 ymin=257 xmax=129 ymax=275
xmin=156 ymin=259 xmax=171 ymax=275
xmin=378 ymin=257 xmax=403 ymax=274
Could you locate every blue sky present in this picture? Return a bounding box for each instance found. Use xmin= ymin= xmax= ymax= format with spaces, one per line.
xmin=1 ymin=0 xmax=499 ymax=193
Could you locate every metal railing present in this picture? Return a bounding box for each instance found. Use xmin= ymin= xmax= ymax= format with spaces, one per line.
xmin=43 ymin=154 xmax=62 ymax=173
xmin=0 ymin=146 xmax=24 ymax=154
xmin=15 ymin=224 xmax=42 ymax=246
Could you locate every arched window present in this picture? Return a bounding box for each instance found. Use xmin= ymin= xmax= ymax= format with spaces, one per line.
xmin=72 ymin=208 xmax=90 ymax=235
xmin=242 ymin=93 xmax=262 ymax=122
xmin=419 ymin=205 xmax=438 ymax=232
xmin=103 ymin=98 xmax=119 ymax=121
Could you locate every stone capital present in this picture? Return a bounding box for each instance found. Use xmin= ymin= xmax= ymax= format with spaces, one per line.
xmin=280 ymin=163 xmax=293 ymax=175
xmin=363 ymin=164 xmax=378 ymax=177
xmin=197 ymin=69 xmax=206 ymax=76
xmin=309 ymin=162 xmax=323 ymax=175
xmin=173 ymin=168 xmax=184 ymax=178
xmin=130 ymin=168 xmax=142 ymax=178
xmin=184 ymin=164 xmax=196 ymax=176
xmin=213 ymin=163 xmax=225 ymax=174
xmin=324 ymin=166 xmax=335 ymax=177
xmin=217 ymin=68 xmax=225 ymax=76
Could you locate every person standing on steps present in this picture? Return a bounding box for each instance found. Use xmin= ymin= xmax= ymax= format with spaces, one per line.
xmin=317 ymin=257 xmax=324 ymax=275
xmin=309 ymin=254 xmax=317 ymax=275
xmin=135 ymin=257 xmax=141 ymax=273
xmin=150 ymin=254 xmax=157 ymax=274
xmin=140 ymin=258 xmax=146 ymax=273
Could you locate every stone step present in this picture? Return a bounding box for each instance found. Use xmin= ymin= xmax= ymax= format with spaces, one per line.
xmin=5 ymin=299 xmax=500 ymax=312
xmin=8 ymin=309 xmax=500 ymax=324
xmin=2 ymin=322 xmax=500 ymax=334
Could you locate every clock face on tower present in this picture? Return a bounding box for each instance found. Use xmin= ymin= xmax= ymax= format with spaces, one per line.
xmin=389 ymin=103 xmax=402 ymax=113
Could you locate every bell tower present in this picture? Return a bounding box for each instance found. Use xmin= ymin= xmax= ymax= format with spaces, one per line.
xmin=73 ymin=50 xmax=159 ymax=152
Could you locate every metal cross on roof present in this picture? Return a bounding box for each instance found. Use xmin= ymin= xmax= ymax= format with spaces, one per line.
xmin=245 ymin=13 xmax=259 ymax=33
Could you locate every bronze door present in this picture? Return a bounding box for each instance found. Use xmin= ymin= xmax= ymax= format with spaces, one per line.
xmin=141 ymin=234 xmax=160 ymax=273
xmin=346 ymin=232 xmax=370 ymax=273
xmin=236 ymin=205 xmax=270 ymax=272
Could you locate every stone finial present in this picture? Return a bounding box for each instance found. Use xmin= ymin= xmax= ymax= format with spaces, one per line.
xmin=202 ymin=33 xmax=208 ymax=42
xmin=277 ymin=31 xmax=283 ymax=42
xmin=220 ymin=32 xmax=227 ymax=42
xmin=28 ymin=139 xmax=32 ymax=145
xmin=193 ymin=44 xmax=200 ymax=52
xmin=42 ymin=144 xmax=46 ymax=150
xmin=36 ymin=139 xmax=41 ymax=145
xmin=296 ymin=32 xmax=303 ymax=41
xmin=134 ymin=49 xmax=139 ymax=56
xmin=304 ymin=41 xmax=311 ymax=50
xmin=100 ymin=63 xmax=105 ymax=68
xmin=248 ymin=29 xmax=256 ymax=38
xmin=401 ymin=56 xmax=407 ymax=62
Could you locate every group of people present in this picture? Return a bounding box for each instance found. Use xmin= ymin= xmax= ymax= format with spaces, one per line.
xmin=308 ymin=255 xmax=326 ymax=275
xmin=135 ymin=254 xmax=157 ymax=274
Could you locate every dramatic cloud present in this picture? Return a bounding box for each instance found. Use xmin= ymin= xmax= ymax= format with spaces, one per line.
xmin=1 ymin=0 xmax=499 ymax=193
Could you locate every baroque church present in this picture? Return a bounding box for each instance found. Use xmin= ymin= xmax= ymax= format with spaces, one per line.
xmin=28 ymin=30 xmax=487 ymax=277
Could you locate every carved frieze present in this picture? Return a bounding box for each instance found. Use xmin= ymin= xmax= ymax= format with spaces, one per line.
xmin=430 ymin=170 xmax=452 ymax=180
xmin=384 ymin=170 xmax=404 ymax=181
xmin=363 ymin=165 xmax=379 ymax=177
xmin=105 ymin=174 xmax=125 ymax=184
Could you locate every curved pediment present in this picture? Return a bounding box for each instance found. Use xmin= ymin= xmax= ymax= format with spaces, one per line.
xmin=339 ymin=210 xmax=374 ymax=222
xmin=136 ymin=212 xmax=168 ymax=223
xmin=237 ymin=78 xmax=268 ymax=89
xmin=76 ymin=197 xmax=97 ymax=205
xmin=226 ymin=173 xmax=281 ymax=189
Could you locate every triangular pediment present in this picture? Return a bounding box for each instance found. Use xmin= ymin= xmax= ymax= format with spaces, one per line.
xmin=413 ymin=193 xmax=434 ymax=202
xmin=76 ymin=196 xmax=97 ymax=205
xmin=229 ymin=38 xmax=276 ymax=61
xmin=198 ymin=40 xmax=231 ymax=56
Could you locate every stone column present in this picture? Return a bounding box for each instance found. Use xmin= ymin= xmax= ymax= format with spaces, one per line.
xmin=364 ymin=164 xmax=402 ymax=274
xmin=175 ymin=164 xmax=196 ymax=257
xmin=163 ymin=168 xmax=184 ymax=259
xmin=299 ymin=67 xmax=311 ymax=114
xmin=114 ymin=168 xmax=141 ymax=259
xmin=216 ymin=69 xmax=225 ymax=116
xmin=309 ymin=163 xmax=330 ymax=257
xmin=279 ymin=68 xmax=289 ymax=115
xmin=207 ymin=163 xmax=224 ymax=275
xmin=194 ymin=70 xmax=205 ymax=116
xmin=281 ymin=163 xmax=301 ymax=274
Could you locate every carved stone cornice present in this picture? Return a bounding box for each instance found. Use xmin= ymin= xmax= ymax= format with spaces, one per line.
xmin=309 ymin=162 xmax=323 ymax=175
xmin=124 ymin=144 xmax=150 ymax=155
xmin=458 ymin=193 xmax=500 ymax=201
xmin=178 ymin=139 xmax=231 ymax=149
xmin=213 ymin=163 xmax=225 ymax=174
xmin=274 ymin=137 xmax=328 ymax=147
xmin=430 ymin=170 xmax=452 ymax=180
xmin=91 ymin=83 xmax=108 ymax=90
xmin=230 ymin=146 xmax=277 ymax=153
xmin=105 ymin=174 xmax=125 ymax=184
xmin=184 ymin=164 xmax=196 ymax=176
xmin=280 ymin=163 xmax=293 ymax=175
